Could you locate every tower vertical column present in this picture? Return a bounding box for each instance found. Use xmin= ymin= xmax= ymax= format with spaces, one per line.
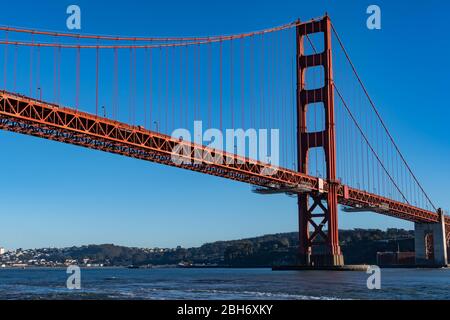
xmin=414 ymin=209 xmax=448 ymax=266
xmin=296 ymin=16 xmax=344 ymax=266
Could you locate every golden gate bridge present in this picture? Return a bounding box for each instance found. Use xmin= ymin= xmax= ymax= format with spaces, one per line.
xmin=0 ymin=15 xmax=447 ymax=267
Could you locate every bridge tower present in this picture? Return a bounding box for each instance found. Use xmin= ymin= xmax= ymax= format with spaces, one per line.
xmin=414 ymin=209 xmax=448 ymax=266
xmin=296 ymin=16 xmax=344 ymax=266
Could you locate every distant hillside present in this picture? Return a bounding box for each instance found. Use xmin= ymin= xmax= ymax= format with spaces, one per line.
xmin=13 ymin=228 xmax=414 ymax=267
xmin=202 ymin=228 xmax=414 ymax=266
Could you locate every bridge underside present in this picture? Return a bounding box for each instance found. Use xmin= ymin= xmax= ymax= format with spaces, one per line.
xmin=0 ymin=90 xmax=448 ymax=264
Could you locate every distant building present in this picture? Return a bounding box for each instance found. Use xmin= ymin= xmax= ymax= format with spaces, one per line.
xmin=0 ymin=247 xmax=5 ymax=255
xmin=377 ymin=252 xmax=415 ymax=266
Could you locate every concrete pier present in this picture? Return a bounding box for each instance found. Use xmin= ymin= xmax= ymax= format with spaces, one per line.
xmin=414 ymin=209 xmax=448 ymax=266
xmin=272 ymin=265 xmax=369 ymax=271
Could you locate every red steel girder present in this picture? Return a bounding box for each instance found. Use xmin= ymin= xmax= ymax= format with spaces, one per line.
xmin=0 ymin=90 xmax=319 ymax=192
xmin=0 ymin=90 xmax=447 ymax=234
xmin=296 ymin=16 xmax=342 ymax=265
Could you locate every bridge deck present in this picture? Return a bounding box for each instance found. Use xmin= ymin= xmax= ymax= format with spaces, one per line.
xmin=0 ymin=91 xmax=447 ymax=229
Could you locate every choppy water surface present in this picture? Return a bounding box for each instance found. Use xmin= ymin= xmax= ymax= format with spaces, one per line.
xmin=0 ymin=267 xmax=448 ymax=300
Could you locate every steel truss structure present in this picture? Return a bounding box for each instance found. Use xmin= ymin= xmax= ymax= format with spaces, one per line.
xmin=0 ymin=90 xmax=447 ymax=234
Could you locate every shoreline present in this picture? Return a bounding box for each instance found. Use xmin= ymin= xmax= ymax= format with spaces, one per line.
xmin=1 ymin=265 xmax=448 ymax=270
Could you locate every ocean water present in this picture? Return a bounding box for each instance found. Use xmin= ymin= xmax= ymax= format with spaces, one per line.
xmin=0 ymin=267 xmax=448 ymax=300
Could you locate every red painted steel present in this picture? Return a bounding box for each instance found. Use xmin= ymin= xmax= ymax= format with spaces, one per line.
xmin=0 ymin=90 xmax=320 ymax=191
xmin=1 ymin=90 xmax=446 ymax=248
xmin=296 ymin=16 xmax=343 ymax=266
xmin=0 ymin=16 xmax=447 ymax=267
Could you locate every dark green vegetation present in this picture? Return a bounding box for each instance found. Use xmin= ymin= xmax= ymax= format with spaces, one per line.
xmin=14 ymin=229 xmax=414 ymax=267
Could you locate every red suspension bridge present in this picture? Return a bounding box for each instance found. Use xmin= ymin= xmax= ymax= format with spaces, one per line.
xmin=0 ymin=15 xmax=448 ymax=266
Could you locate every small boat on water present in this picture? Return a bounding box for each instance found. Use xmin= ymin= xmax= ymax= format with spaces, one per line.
xmin=177 ymin=262 xmax=192 ymax=268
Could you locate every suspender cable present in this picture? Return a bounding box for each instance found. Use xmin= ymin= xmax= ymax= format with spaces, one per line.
xmin=240 ymin=37 xmax=245 ymax=130
xmin=37 ymin=46 xmax=41 ymax=99
xmin=280 ymin=30 xmax=286 ymax=168
xmin=230 ymin=39 xmax=234 ymax=129
xmin=165 ymin=46 xmax=168 ymax=132
xmin=13 ymin=44 xmax=17 ymax=92
xmin=30 ymin=35 xmax=34 ymax=97
xmin=219 ymin=41 xmax=223 ymax=132
xmin=3 ymin=31 xmax=8 ymax=90
xmin=172 ymin=47 xmax=175 ymax=131
xmin=133 ymin=47 xmax=137 ymax=124
xmin=184 ymin=46 xmax=188 ymax=129
xmin=192 ymin=45 xmax=195 ymax=127
xmin=197 ymin=44 xmax=201 ymax=123
xmin=96 ymin=47 xmax=99 ymax=116
xmin=129 ymin=48 xmax=132 ymax=123
xmin=250 ymin=35 xmax=255 ymax=130
xmin=193 ymin=45 xmax=197 ymax=121
xmin=281 ymin=31 xmax=287 ymax=167
xmin=268 ymin=34 xmax=273 ymax=134
xmin=14 ymin=46 xmax=18 ymax=92
xmin=207 ymin=42 xmax=212 ymax=129
xmin=144 ymin=48 xmax=148 ymax=128
xmin=178 ymin=46 xmax=182 ymax=130
xmin=57 ymin=46 xmax=61 ymax=105
xmin=53 ymin=45 xmax=57 ymax=102
xmin=291 ymin=42 xmax=295 ymax=170
xmin=76 ymin=46 xmax=80 ymax=110
xmin=113 ymin=48 xmax=118 ymax=119
xmin=149 ymin=48 xmax=153 ymax=127
xmin=179 ymin=46 xmax=183 ymax=129
xmin=261 ymin=34 xmax=265 ymax=130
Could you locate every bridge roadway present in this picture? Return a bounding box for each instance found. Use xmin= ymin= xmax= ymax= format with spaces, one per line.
xmin=0 ymin=90 xmax=448 ymax=233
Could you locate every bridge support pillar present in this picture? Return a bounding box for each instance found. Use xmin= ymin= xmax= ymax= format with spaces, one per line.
xmin=297 ymin=191 xmax=344 ymax=267
xmin=296 ymin=16 xmax=344 ymax=266
xmin=414 ymin=209 xmax=448 ymax=266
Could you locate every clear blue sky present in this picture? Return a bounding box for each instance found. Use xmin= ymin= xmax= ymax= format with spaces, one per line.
xmin=1 ymin=0 xmax=449 ymax=249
